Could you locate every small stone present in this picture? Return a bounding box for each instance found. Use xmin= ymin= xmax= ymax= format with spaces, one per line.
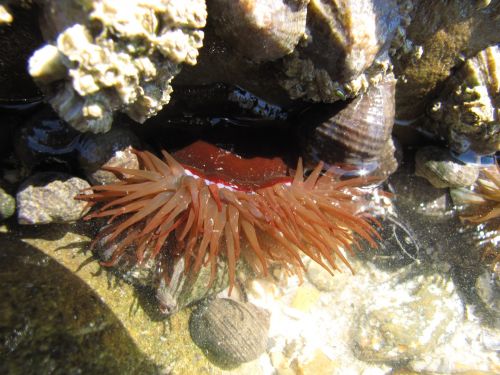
xmin=290 ymin=285 xmax=320 ymax=312
xmin=352 ymin=273 xmax=463 ymax=363
xmin=475 ymin=268 xmax=499 ymax=318
xmin=189 ymin=298 xmax=270 ymax=365
xmin=77 ymin=126 xmax=140 ymax=185
xmin=0 ymin=187 xmax=15 ymax=220
xmin=16 ymin=172 xmax=90 ymax=224
xmin=306 ymin=261 xmax=337 ymax=291
xmin=292 ymin=350 xmax=338 ymax=375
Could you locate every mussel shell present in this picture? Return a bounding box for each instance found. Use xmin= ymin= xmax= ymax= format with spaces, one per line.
xmin=300 ymin=74 xmax=396 ymax=175
xmin=209 ymin=0 xmax=308 ymax=62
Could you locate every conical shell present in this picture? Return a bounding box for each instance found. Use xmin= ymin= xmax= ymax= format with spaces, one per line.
xmin=301 ymin=74 xmax=396 ymax=173
xmin=209 ymin=0 xmax=308 ymax=62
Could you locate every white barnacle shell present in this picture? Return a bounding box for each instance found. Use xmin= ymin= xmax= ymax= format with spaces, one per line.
xmin=29 ymin=0 xmax=207 ymax=133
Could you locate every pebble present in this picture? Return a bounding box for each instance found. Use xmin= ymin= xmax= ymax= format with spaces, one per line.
xmin=292 ymin=350 xmax=338 ymax=375
xmin=189 ymin=298 xmax=270 ymax=365
xmin=76 ymin=126 xmax=140 ymax=185
xmin=290 ymin=285 xmax=320 ymax=312
xmin=16 ymin=172 xmax=90 ymax=224
xmin=475 ymin=268 xmax=499 ymax=319
xmin=0 ymin=187 xmax=15 ymax=220
xmin=305 ymin=261 xmax=338 ymax=291
xmin=352 ymin=272 xmax=463 ymax=363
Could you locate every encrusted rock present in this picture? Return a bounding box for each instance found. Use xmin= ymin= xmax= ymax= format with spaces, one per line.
xmin=352 ymin=272 xmax=463 ymax=363
xmin=395 ymin=1 xmax=500 ymax=122
xmin=77 ymin=126 xmax=141 ymax=185
xmin=279 ymin=0 xmax=400 ymax=102
xmin=189 ymin=298 xmax=270 ymax=364
xmin=425 ymin=45 xmax=500 ymax=155
xmin=0 ymin=187 xmax=15 ymax=220
xmin=16 ymin=172 xmax=90 ymax=224
xmin=29 ymin=0 xmax=207 ymax=133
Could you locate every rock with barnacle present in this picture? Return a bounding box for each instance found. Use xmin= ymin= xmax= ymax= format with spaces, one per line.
xmin=189 ymin=298 xmax=270 ymax=364
xmin=17 ymin=172 xmax=90 ymax=224
xmin=76 ymin=142 xmax=381 ymax=302
xmin=424 ymin=45 xmax=500 ymax=155
xmin=395 ymin=1 xmax=500 ymax=122
xmin=279 ymin=0 xmax=401 ymax=102
xmin=28 ymin=0 xmax=207 ymax=133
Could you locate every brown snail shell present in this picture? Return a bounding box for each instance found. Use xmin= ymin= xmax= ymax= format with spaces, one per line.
xmin=415 ymin=146 xmax=480 ymax=189
xmin=209 ymin=0 xmax=308 ymax=63
xmin=189 ymin=298 xmax=270 ymax=364
xmin=300 ymin=73 xmax=397 ymax=177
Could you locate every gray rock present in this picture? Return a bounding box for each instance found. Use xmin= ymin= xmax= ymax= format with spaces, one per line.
xmin=77 ymin=126 xmax=140 ymax=185
xmin=0 ymin=187 xmax=15 ymax=220
xmin=352 ymin=272 xmax=463 ymax=363
xmin=16 ymin=172 xmax=90 ymax=224
xmin=190 ymin=298 xmax=270 ymax=365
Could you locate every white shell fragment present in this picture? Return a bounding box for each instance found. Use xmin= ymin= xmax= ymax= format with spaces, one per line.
xmin=29 ymin=0 xmax=207 ymax=133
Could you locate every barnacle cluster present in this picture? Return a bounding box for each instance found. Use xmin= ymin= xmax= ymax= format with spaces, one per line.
xmin=29 ymin=0 xmax=207 ymax=133
xmin=278 ymin=0 xmax=401 ymax=102
xmin=427 ymin=45 xmax=500 ymax=154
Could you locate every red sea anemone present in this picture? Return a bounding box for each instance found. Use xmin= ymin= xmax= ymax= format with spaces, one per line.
xmin=77 ymin=140 xmax=381 ymax=293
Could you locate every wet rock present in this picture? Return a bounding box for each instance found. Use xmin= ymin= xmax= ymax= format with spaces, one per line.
xmin=395 ymin=0 xmax=500 ymax=121
xmin=16 ymin=172 xmax=90 ymax=224
xmin=352 ymin=272 xmax=463 ymax=363
xmin=76 ymin=126 xmax=140 ymax=185
xmin=189 ymin=298 xmax=270 ymax=365
xmin=14 ymin=106 xmax=80 ymax=170
xmin=0 ymin=187 xmax=15 ymax=220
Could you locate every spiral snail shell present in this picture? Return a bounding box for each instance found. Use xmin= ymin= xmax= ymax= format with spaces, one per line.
xmin=300 ymin=73 xmax=397 ymax=178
